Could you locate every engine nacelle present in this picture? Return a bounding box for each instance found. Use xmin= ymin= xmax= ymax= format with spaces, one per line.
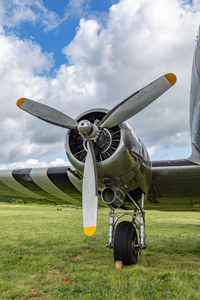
xmin=65 ymin=108 xmax=151 ymax=200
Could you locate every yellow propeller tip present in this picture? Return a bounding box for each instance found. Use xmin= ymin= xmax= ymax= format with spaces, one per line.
xmin=164 ymin=73 xmax=177 ymax=85
xmin=17 ymin=98 xmax=27 ymax=107
xmin=84 ymin=226 xmax=96 ymax=236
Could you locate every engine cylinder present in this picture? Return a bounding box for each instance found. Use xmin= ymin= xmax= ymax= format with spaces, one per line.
xmin=101 ymin=187 xmax=124 ymax=208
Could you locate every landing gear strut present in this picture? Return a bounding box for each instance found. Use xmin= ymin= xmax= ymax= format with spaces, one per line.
xmin=106 ymin=193 xmax=146 ymax=266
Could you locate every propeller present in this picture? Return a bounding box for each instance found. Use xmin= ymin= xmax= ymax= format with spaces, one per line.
xmin=17 ymin=73 xmax=176 ymax=237
xmin=17 ymin=98 xmax=78 ymax=129
xmin=82 ymin=141 xmax=98 ymax=236
xmin=99 ymin=73 xmax=177 ymax=128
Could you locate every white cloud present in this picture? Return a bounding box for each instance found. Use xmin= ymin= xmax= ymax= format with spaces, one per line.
xmin=0 ymin=30 xmax=59 ymax=164
xmin=0 ymin=0 xmax=200 ymax=170
xmin=62 ymin=0 xmax=200 ymax=158
xmin=147 ymin=146 xmax=156 ymax=158
xmin=0 ymin=0 xmax=61 ymax=31
xmin=66 ymin=0 xmax=90 ymax=18
xmin=0 ymin=158 xmax=67 ymax=170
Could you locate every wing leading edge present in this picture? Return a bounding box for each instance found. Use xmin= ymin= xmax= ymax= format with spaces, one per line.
xmin=150 ymin=159 xmax=200 ymax=206
xmin=0 ymin=167 xmax=82 ymax=205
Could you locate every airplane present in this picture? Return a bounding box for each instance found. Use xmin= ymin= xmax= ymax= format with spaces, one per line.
xmin=0 ymin=26 xmax=199 ymax=267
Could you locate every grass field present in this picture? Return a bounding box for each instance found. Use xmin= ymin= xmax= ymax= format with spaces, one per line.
xmin=0 ymin=204 xmax=200 ymax=299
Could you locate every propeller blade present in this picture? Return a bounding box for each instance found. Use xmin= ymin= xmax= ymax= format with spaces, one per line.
xmin=17 ymin=98 xmax=78 ymax=129
xmin=99 ymin=73 xmax=177 ymax=129
xmin=82 ymin=141 xmax=98 ymax=237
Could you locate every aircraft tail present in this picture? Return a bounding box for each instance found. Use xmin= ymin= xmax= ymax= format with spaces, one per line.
xmin=188 ymin=25 xmax=200 ymax=164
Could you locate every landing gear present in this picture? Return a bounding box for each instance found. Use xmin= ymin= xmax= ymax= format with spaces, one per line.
xmin=106 ymin=193 xmax=146 ymax=266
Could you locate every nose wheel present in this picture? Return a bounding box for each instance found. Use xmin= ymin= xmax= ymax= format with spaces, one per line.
xmin=114 ymin=221 xmax=138 ymax=265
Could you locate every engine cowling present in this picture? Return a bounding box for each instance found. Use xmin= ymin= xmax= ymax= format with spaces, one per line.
xmin=65 ymin=108 xmax=151 ymax=208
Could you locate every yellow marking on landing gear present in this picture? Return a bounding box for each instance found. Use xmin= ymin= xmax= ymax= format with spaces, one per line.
xmin=115 ymin=261 xmax=123 ymax=269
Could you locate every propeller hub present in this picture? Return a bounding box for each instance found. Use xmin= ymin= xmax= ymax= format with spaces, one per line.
xmin=78 ymin=120 xmax=93 ymax=135
xmin=78 ymin=119 xmax=100 ymax=141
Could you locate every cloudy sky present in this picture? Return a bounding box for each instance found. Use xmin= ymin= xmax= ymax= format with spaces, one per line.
xmin=0 ymin=0 xmax=199 ymax=170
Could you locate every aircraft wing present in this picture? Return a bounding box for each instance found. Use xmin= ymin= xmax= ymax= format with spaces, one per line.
xmin=150 ymin=159 xmax=200 ymax=203
xmin=0 ymin=166 xmax=82 ymax=205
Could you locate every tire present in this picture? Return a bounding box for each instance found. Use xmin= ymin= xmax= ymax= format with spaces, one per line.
xmin=113 ymin=221 xmax=138 ymax=266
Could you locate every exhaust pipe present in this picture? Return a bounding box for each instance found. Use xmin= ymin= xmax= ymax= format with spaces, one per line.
xmin=101 ymin=187 xmax=124 ymax=208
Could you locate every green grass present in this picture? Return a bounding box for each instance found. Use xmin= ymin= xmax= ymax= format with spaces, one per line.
xmin=0 ymin=204 xmax=200 ymax=299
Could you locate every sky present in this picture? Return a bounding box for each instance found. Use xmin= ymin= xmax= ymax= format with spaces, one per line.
xmin=0 ymin=0 xmax=200 ymax=170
